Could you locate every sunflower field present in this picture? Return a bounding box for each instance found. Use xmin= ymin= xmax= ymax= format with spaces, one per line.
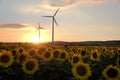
xmin=0 ymin=43 xmax=120 ymax=80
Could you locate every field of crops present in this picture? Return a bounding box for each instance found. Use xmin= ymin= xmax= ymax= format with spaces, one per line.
xmin=0 ymin=43 xmax=120 ymax=80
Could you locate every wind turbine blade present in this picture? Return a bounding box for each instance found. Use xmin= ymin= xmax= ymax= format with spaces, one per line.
xmin=54 ymin=18 xmax=59 ymax=27
xmin=38 ymin=22 xmax=40 ymax=27
xmin=54 ymin=8 xmax=60 ymax=16
xmin=39 ymin=27 xmax=44 ymax=29
xmin=37 ymin=22 xmax=44 ymax=29
xmin=43 ymin=16 xmax=52 ymax=17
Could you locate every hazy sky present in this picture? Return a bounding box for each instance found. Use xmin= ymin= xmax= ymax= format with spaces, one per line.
xmin=0 ymin=0 xmax=120 ymax=42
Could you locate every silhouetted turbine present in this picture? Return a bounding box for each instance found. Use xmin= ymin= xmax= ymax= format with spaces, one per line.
xmin=36 ymin=22 xmax=44 ymax=43
xmin=43 ymin=8 xmax=60 ymax=46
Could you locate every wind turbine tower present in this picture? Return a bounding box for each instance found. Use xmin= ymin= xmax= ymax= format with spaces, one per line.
xmin=43 ymin=8 xmax=60 ymax=46
xmin=36 ymin=22 xmax=44 ymax=43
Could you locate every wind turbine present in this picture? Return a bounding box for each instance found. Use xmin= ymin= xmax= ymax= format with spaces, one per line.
xmin=36 ymin=22 xmax=44 ymax=43
xmin=43 ymin=8 xmax=60 ymax=46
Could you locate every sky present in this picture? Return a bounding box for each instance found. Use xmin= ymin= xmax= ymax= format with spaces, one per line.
xmin=0 ymin=0 xmax=120 ymax=43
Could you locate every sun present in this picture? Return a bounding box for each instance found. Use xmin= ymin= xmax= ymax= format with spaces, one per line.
xmin=30 ymin=36 xmax=43 ymax=43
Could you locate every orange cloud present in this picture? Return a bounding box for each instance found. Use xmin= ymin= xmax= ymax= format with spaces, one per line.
xmin=44 ymin=0 xmax=78 ymax=8
xmin=44 ymin=0 xmax=116 ymax=8
xmin=0 ymin=24 xmax=32 ymax=29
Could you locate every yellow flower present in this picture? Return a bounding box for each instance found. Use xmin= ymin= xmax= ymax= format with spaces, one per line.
xmin=28 ymin=49 xmax=37 ymax=58
xmin=42 ymin=51 xmax=53 ymax=61
xmin=80 ymin=49 xmax=87 ymax=59
xmin=11 ymin=49 xmax=17 ymax=57
xmin=18 ymin=47 xmax=25 ymax=53
xmin=102 ymin=47 xmax=107 ymax=53
xmin=37 ymin=47 xmax=47 ymax=57
xmin=16 ymin=53 xmax=28 ymax=64
xmin=102 ymin=65 xmax=120 ymax=80
xmin=109 ymin=50 xmax=115 ymax=58
xmin=0 ymin=51 xmax=14 ymax=68
xmin=72 ymin=62 xmax=91 ymax=80
xmin=53 ymin=49 xmax=61 ymax=59
xmin=117 ymin=47 xmax=120 ymax=54
xmin=116 ymin=59 xmax=120 ymax=69
xmin=58 ymin=51 xmax=68 ymax=61
xmin=22 ymin=58 xmax=39 ymax=75
xmin=70 ymin=54 xmax=81 ymax=65
xmin=90 ymin=50 xmax=100 ymax=61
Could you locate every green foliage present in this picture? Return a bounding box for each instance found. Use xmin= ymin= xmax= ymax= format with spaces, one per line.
xmin=35 ymin=60 xmax=73 ymax=80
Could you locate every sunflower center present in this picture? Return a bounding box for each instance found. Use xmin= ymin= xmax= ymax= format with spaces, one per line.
xmin=0 ymin=54 xmax=10 ymax=63
xmin=53 ymin=51 xmax=60 ymax=58
xmin=73 ymin=56 xmax=79 ymax=63
xmin=60 ymin=52 xmax=66 ymax=59
xmin=76 ymin=65 xmax=87 ymax=76
xmin=26 ymin=61 xmax=35 ymax=71
xmin=19 ymin=54 xmax=26 ymax=63
xmin=12 ymin=49 xmax=17 ymax=56
xmin=44 ymin=52 xmax=51 ymax=58
xmin=92 ymin=52 xmax=98 ymax=59
xmin=19 ymin=48 xmax=23 ymax=53
xmin=81 ymin=50 xmax=86 ymax=56
xmin=103 ymin=49 xmax=106 ymax=52
xmin=106 ymin=68 xmax=118 ymax=78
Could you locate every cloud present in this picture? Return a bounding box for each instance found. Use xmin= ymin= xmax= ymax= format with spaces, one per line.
xmin=44 ymin=0 xmax=115 ymax=8
xmin=0 ymin=24 xmax=30 ymax=29
xmin=44 ymin=0 xmax=79 ymax=8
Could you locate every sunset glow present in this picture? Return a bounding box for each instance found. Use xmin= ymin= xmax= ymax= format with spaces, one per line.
xmin=30 ymin=36 xmax=41 ymax=43
xmin=29 ymin=33 xmax=51 ymax=43
xmin=0 ymin=0 xmax=120 ymax=42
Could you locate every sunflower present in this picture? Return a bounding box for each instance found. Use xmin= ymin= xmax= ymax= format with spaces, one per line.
xmin=116 ymin=59 xmax=120 ymax=68
xmin=0 ymin=51 xmax=14 ymax=68
xmin=18 ymin=47 xmax=25 ymax=53
xmin=22 ymin=58 xmax=39 ymax=75
xmin=90 ymin=50 xmax=100 ymax=62
xmin=53 ymin=49 xmax=61 ymax=59
xmin=102 ymin=47 xmax=107 ymax=53
xmin=109 ymin=50 xmax=115 ymax=58
xmin=16 ymin=53 xmax=28 ymax=64
xmin=68 ymin=52 xmax=74 ymax=59
xmin=58 ymin=51 xmax=68 ymax=61
xmin=117 ymin=47 xmax=120 ymax=54
xmin=37 ymin=47 xmax=47 ymax=57
xmin=42 ymin=51 xmax=53 ymax=61
xmin=70 ymin=54 xmax=81 ymax=65
xmin=28 ymin=49 xmax=37 ymax=58
xmin=11 ymin=49 xmax=17 ymax=57
xmin=80 ymin=49 xmax=87 ymax=59
xmin=102 ymin=65 xmax=120 ymax=80
xmin=72 ymin=62 xmax=91 ymax=80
